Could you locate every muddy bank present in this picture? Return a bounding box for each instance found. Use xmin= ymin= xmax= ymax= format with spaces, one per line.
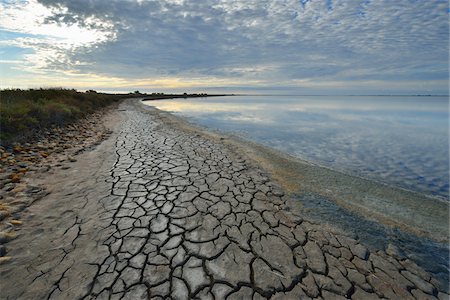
xmin=141 ymin=99 xmax=449 ymax=291
xmin=0 ymin=99 xmax=448 ymax=299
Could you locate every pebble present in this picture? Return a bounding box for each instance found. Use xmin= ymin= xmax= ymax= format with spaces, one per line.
xmin=10 ymin=220 xmax=22 ymax=225
xmin=0 ymin=211 xmax=7 ymax=222
xmin=0 ymin=232 xmax=15 ymax=244
xmin=0 ymin=106 xmax=112 ymax=271
xmin=9 ymin=174 xmax=21 ymax=183
xmin=0 ymin=256 xmax=12 ymax=264
xmin=3 ymin=183 xmax=15 ymax=191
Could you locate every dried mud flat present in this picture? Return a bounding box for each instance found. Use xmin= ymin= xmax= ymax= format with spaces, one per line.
xmin=0 ymin=99 xmax=448 ymax=300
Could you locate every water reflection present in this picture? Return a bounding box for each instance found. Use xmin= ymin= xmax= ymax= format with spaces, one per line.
xmin=144 ymin=95 xmax=449 ymax=199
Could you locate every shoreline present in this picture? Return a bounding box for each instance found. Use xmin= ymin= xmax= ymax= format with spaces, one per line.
xmin=1 ymin=98 xmax=448 ymax=298
xmin=139 ymin=98 xmax=449 ymax=243
xmin=141 ymin=93 xmax=231 ymax=101
xmin=141 ymin=95 xmax=449 ymax=202
xmin=138 ymin=98 xmax=450 ymax=289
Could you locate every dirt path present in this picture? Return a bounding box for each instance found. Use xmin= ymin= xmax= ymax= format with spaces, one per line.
xmin=1 ymin=99 xmax=447 ymax=299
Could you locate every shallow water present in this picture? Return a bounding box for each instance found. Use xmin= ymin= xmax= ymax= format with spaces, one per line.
xmin=296 ymin=191 xmax=449 ymax=291
xmin=144 ymin=95 xmax=449 ymax=199
xmin=143 ymin=95 xmax=450 ymax=289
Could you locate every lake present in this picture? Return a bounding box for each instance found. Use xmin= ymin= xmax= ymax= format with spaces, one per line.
xmin=143 ymin=95 xmax=449 ymax=200
xmin=143 ymin=94 xmax=449 ymax=288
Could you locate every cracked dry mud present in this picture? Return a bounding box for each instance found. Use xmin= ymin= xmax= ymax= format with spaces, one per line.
xmin=1 ymin=99 xmax=448 ymax=300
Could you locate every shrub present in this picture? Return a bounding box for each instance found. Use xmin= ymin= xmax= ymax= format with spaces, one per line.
xmin=0 ymin=88 xmax=122 ymax=145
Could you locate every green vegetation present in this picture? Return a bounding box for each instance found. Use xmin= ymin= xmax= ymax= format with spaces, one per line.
xmin=0 ymin=88 xmax=122 ymax=145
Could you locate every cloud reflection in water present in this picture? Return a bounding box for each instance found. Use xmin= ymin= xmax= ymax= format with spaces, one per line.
xmin=146 ymin=95 xmax=449 ymax=199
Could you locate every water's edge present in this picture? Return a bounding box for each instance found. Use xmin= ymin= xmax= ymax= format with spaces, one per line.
xmin=139 ymin=98 xmax=449 ymax=290
xmin=143 ymin=95 xmax=449 ymax=200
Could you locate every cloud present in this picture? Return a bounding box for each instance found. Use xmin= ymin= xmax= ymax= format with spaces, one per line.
xmin=0 ymin=0 xmax=448 ymax=93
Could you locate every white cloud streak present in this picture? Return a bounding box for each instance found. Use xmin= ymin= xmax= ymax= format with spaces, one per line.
xmin=0 ymin=0 xmax=448 ymax=93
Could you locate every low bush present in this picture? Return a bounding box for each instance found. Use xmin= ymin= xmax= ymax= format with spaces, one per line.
xmin=0 ymin=88 xmax=122 ymax=145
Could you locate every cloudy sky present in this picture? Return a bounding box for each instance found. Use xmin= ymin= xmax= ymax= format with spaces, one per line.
xmin=0 ymin=0 xmax=448 ymax=94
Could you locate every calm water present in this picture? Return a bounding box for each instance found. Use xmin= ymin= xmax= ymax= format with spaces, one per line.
xmin=144 ymin=95 xmax=449 ymax=199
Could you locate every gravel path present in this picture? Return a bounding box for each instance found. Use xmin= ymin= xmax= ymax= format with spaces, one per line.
xmin=1 ymin=99 xmax=447 ymax=299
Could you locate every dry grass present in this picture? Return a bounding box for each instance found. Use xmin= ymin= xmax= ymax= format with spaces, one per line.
xmin=0 ymin=88 xmax=122 ymax=145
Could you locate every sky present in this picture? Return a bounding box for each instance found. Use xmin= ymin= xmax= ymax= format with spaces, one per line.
xmin=0 ymin=0 xmax=448 ymax=94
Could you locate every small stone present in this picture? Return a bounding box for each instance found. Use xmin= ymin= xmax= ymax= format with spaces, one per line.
xmin=13 ymin=146 xmax=23 ymax=153
xmin=9 ymin=174 xmax=21 ymax=183
xmin=0 ymin=232 xmax=15 ymax=244
xmin=0 ymin=256 xmax=12 ymax=264
xmin=0 ymin=211 xmax=8 ymax=221
xmin=10 ymin=220 xmax=22 ymax=225
xmin=0 ymin=245 xmax=6 ymax=256
xmin=3 ymin=183 xmax=15 ymax=191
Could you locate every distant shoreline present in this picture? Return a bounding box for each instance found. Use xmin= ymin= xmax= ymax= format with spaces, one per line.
xmin=140 ymin=93 xmax=232 ymax=101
